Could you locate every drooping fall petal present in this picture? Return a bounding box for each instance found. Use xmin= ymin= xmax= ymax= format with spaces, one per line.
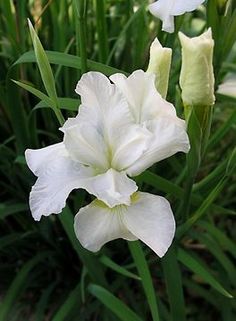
xmin=25 ymin=143 xmax=93 ymax=221
xmin=74 ymin=192 xmax=175 ymax=257
xmin=149 ymin=0 xmax=205 ymax=33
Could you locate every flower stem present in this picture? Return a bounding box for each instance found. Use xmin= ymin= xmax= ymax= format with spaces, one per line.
xmin=128 ymin=241 xmax=160 ymax=321
xmin=179 ymin=174 xmax=195 ymax=222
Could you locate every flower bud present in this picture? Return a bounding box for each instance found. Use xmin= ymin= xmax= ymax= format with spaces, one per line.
xmin=147 ymin=38 xmax=172 ymax=98
xmin=179 ymin=29 xmax=215 ymax=108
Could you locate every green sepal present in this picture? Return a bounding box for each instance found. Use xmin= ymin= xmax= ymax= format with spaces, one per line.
xmin=186 ymin=107 xmax=202 ymax=178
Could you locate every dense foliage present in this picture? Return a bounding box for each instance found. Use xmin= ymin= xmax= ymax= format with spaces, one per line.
xmin=0 ymin=1 xmax=236 ymax=320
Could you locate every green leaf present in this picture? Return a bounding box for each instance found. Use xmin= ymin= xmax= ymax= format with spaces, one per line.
xmin=13 ymin=50 xmax=128 ymax=76
xmin=51 ymin=282 xmax=81 ymax=321
xmin=0 ymin=234 xmax=21 ymax=251
xmin=128 ymin=241 xmax=160 ymax=321
xmin=35 ymin=281 xmax=58 ymax=321
xmin=190 ymin=230 xmax=236 ymax=287
xmin=0 ymin=252 xmax=51 ymax=321
xmin=183 ymin=279 xmax=219 ymax=309
xmin=59 ymin=207 xmax=107 ymax=287
xmin=225 ymin=147 xmax=236 ymax=176
xmin=139 ymin=170 xmax=235 ymax=217
xmin=88 ymin=284 xmax=144 ymax=321
xmin=100 ymin=255 xmax=141 ymax=280
xmin=177 ymin=248 xmax=233 ymax=298
xmin=198 ymin=221 xmax=236 ymax=260
xmin=0 ymin=202 xmax=28 ymax=220
xmin=138 ymin=171 xmax=183 ymax=198
xmin=177 ymin=176 xmax=226 ymax=238
xmin=28 ymin=19 xmax=58 ymax=104
xmin=12 ymin=80 xmax=54 ymax=108
xmin=207 ymin=110 xmax=236 ymax=151
xmin=35 ymin=97 xmax=80 ymax=111
xmin=161 ymin=245 xmax=186 ymax=321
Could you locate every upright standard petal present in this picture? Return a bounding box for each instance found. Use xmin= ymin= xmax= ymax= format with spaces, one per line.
xmin=149 ymin=0 xmax=205 ymax=33
xmin=62 ymin=120 xmax=109 ymax=171
xmin=123 ymin=192 xmax=175 ymax=257
xmin=25 ymin=143 xmax=94 ymax=221
xmin=110 ymin=70 xmax=176 ymax=123
xmin=126 ymin=117 xmax=190 ymax=176
xmin=74 ymin=71 xmax=151 ymax=172
xmin=75 ymin=72 xmax=133 ymax=141
xmin=111 ymin=70 xmax=190 ymax=176
xmin=74 ymin=199 xmax=137 ymax=253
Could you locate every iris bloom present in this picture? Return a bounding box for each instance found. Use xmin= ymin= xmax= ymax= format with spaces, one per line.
xmin=149 ymin=0 xmax=205 ymax=33
xmin=26 ymin=70 xmax=189 ymax=256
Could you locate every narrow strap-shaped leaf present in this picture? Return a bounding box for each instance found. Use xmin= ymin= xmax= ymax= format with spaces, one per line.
xmin=198 ymin=221 xmax=236 ymax=259
xmin=207 ymin=110 xmax=236 ymax=151
xmin=73 ymin=0 xmax=87 ymax=74
xmin=13 ymin=50 xmax=128 ymax=76
xmin=27 ymin=20 xmax=64 ymax=125
xmin=128 ymin=241 xmax=160 ymax=321
xmin=13 ymin=80 xmax=54 ymax=108
xmin=95 ymin=0 xmax=109 ymax=63
xmin=0 ymin=202 xmax=27 ymax=220
xmin=177 ymin=175 xmax=224 ymax=237
xmin=0 ymin=252 xmax=51 ymax=321
xmin=190 ymin=230 xmax=236 ymax=287
xmin=88 ymin=284 xmax=144 ymax=321
xmin=51 ymin=282 xmax=81 ymax=321
xmin=34 ymin=97 xmax=80 ymax=111
xmin=59 ymin=207 xmax=107 ymax=287
xmin=177 ymin=148 xmax=236 ymax=238
xmin=28 ymin=19 xmax=58 ymax=104
xmin=183 ymin=279 xmax=219 ymax=309
xmin=35 ymin=281 xmax=58 ymax=321
xmin=161 ymin=245 xmax=186 ymax=321
xmin=139 ymin=171 xmax=235 ymax=216
xmin=177 ymin=248 xmax=233 ymax=298
xmin=100 ymin=255 xmax=141 ymax=280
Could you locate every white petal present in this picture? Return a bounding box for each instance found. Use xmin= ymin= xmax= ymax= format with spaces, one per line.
xmin=148 ymin=0 xmax=175 ymax=33
xmin=123 ymin=192 xmax=176 ymax=257
xmin=74 ymin=72 xmax=148 ymax=170
xmin=25 ymin=143 xmax=93 ymax=221
xmin=25 ymin=142 xmax=65 ymax=176
xmin=127 ymin=117 xmax=190 ymax=176
xmin=149 ymin=0 xmax=205 ymax=33
xmin=62 ymin=120 xmax=109 ymax=171
xmin=217 ymin=73 xmax=236 ymax=99
xmin=111 ymin=124 xmax=151 ymax=171
xmin=75 ymin=72 xmax=133 ymax=139
xmin=74 ymin=199 xmax=137 ymax=252
xmin=171 ymin=0 xmax=205 ymax=15
xmin=80 ymin=168 xmax=138 ymax=208
xmin=111 ymin=70 xmax=190 ymax=175
xmin=110 ymin=70 xmax=176 ymax=124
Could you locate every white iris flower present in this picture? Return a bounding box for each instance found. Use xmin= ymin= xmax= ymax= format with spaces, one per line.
xmin=149 ymin=0 xmax=205 ymax=33
xmin=26 ymin=70 xmax=190 ymax=256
